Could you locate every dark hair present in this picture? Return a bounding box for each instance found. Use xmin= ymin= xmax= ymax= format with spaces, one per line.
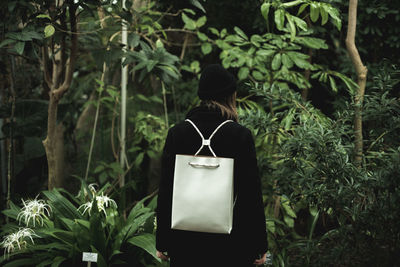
xmin=201 ymin=92 xmax=238 ymax=121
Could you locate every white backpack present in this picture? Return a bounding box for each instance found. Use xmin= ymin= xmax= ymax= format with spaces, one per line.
xmin=171 ymin=119 xmax=235 ymax=234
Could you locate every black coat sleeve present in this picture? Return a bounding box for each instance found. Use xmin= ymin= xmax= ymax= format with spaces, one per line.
xmin=235 ymin=128 xmax=268 ymax=255
xmin=156 ymin=128 xmax=175 ymax=252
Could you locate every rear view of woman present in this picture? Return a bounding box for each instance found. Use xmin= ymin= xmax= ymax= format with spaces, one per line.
xmin=156 ymin=64 xmax=268 ymax=266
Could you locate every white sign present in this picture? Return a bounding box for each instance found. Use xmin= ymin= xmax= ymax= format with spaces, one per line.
xmin=82 ymin=252 xmax=98 ymax=262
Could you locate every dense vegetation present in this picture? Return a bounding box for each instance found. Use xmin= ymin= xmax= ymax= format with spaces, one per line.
xmin=0 ymin=0 xmax=399 ymax=266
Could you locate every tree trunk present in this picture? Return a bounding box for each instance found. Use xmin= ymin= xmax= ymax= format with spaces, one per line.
xmin=42 ymin=3 xmax=78 ymax=190
xmin=345 ymin=0 xmax=368 ymax=167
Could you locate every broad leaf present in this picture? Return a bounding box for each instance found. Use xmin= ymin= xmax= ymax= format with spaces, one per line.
xmin=271 ymin=53 xmax=282 ymax=70
xmin=44 ymin=25 xmax=55 ymax=38
xmin=261 ymin=3 xmax=270 ymax=20
xmin=201 ymin=43 xmax=212 ymax=55
xmin=127 ymin=233 xmax=160 ymax=262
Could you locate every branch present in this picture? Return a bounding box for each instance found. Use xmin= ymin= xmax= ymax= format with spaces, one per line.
xmin=54 ymin=3 xmax=78 ymax=98
xmin=42 ymin=44 xmax=53 ymax=89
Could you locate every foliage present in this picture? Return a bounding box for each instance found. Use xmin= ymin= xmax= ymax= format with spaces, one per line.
xmin=0 ymin=185 xmax=160 ymax=267
xmin=239 ymin=60 xmax=400 ymax=266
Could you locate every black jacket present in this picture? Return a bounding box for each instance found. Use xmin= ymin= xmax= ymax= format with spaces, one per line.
xmin=156 ymin=106 xmax=268 ymax=261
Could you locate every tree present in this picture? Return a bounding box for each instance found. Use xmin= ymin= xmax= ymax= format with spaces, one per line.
xmin=345 ymin=0 xmax=368 ymax=167
xmin=41 ymin=1 xmax=79 ymax=189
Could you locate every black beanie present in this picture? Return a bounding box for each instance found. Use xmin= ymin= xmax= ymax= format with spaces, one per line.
xmin=198 ymin=64 xmax=236 ymax=100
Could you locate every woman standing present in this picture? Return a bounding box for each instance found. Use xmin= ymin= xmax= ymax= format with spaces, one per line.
xmin=156 ymin=64 xmax=268 ymax=266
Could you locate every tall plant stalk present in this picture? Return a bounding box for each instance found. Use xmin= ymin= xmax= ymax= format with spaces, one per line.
xmin=84 ymin=7 xmax=109 ymax=181
xmin=6 ymin=55 xmax=16 ymax=211
xmin=84 ymin=63 xmax=107 ymax=181
xmin=161 ymin=82 xmax=169 ymax=128
xmin=120 ymin=0 xmax=128 ymax=188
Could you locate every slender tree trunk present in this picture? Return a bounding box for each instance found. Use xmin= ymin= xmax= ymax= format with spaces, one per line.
xmin=345 ymin=0 xmax=368 ymax=167
xmin=42 ymin=3 xmax=78 ymax=189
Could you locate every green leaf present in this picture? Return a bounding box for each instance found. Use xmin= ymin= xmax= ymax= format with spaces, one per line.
xmin=329 ymin=76 xmax=338 ymax=93
xmin=292 ymin=16 xmax=308 ymax=31
xmin=252 ymin=70 xmax=264 ymax=80
xmin=295 ymin=37 xmax=328 ymax=49
xmin=286 ymin=14 xmax=296 ymax=40
xmin=310 ymin=3 xmax=319 ymax=23
xmin=15 ymin=41 xmax=25 ymax=55
xmin=287 ymin=51 xmax=312 ymax=69
xmin=181 ymin=13 xmax=196 ymax=30
xmin=271 ymin=53 xmax=282 ymax=70
xmin=266 ymin=219 xmax=276 ymax=233
xmin=238 ymin=67 xmax=250 ymax=80
xmin=284 ymin=214 xmax=295 ymax=228
xmin=234 ymin=27 xmax=248 ymax=40
xmin=256 ymin=49 xmax=275 ymax=57
xmin=297 ymin=3 xmax=309 ymax=15
xmin=196 ymin=16 xmax=207 ymax=28
xmin=128 ymin=233 xmax=160 ymax=262
xmin=89 ymin=197 xmax=107 ymax=256
xmin=36 ymin=14 xmax=51 ymax=20
xmin=51 ymin=256 xmax=66 ymax=267
xmin=0 ymin=39 xmax=15 ymax=48
xmin=190 ymin=0 xmax=206 ymax=13
xmin=325 ymin=5 xmax=342 ymax=30
xmin=335 ymin=72 xmax=358 ymax=93
xmin=281 ymin=53 xmax=294 ymax=68
xmin=42 ymin=189 xmax=82 ymax=220
xmin=183 ymin=8 xmax=196 ymax=15
xmin=274 ymin=9 xmax=285 ymax=31
xmin=261 ymin=3 xmax=271 ymax=20
xmin=4 ymin=259 xmax=40 ymax=267
xmin=94 ymin=164 xmax=105 ymax=173
xmin=320 ymin=5 xmax=329 ymax=25
xmin=209 ymin=27 xmax=219 ymax=36
xmin=44 ymin=25 xmax=55 ymax=38
xmin=197 ymin=31 xmax=208 ymax=41
xmin=201 ymin=43 xmax=212 ymax=55
xmin=309 ymin=206 xmax=319 ymax=217
xmin=146 ymin=59 xmax=158 ymax=72
xmin=282 ymin=0 xmax=303 ymax=8
xmin=281 ymin=195 xmax=297 ymax=218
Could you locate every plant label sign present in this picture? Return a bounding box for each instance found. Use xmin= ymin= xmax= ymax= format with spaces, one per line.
xmin=82 ymin=252 xmax=98 ymax=262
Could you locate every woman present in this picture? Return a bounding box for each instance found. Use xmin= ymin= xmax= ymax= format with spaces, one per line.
xmin=156 ymin=64 xmax=268 ymax=266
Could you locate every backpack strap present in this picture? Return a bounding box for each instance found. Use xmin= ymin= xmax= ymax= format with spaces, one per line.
xmin=185 ymin=119 xmax=233 ymax=157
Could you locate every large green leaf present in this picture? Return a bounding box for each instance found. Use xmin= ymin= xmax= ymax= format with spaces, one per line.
xmin=114 ymin=211 xmax=154 ymax=250
xmin=42 ymin=189 xmax=82 ymax=220
xmin=37 ymin=228 xmax=75 ymax=245
xmin=261 ymin=3 xmax=270 ymax=20
xmin=271 ymin=53 xmax=282 ymax=70
xmin=309 ymin=3 xmax=319 ymax=23
xmin=127 ymin=233 xmax=160 ymax=262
